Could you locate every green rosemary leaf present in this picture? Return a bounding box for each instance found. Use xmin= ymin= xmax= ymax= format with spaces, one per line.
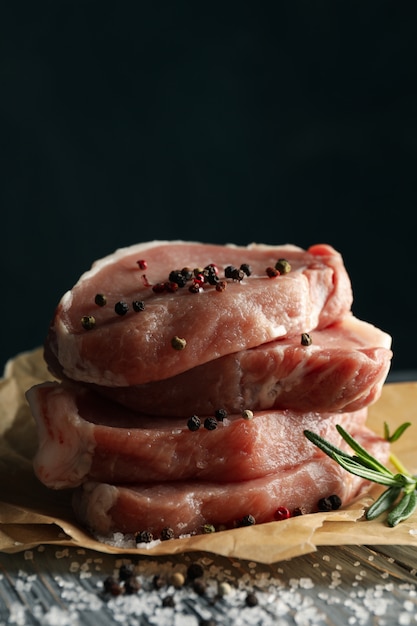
xmin=366 ymin=485 xmax=402 ymax=520
xmin=387 ymin=490 xmax=417 ymax=527
xmin=384 ymin=421 xmax=412 ymax=443
xmin=335 ymin=425 xmax=395 ymax=476
xmin=303 ymin=430 xmax=352 ymax=461
xmin=333 ymin=453 xmax=400 ymax=486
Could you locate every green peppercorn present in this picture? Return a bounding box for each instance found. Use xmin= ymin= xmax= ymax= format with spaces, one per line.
xmin=81 ymin=315 xmax=96 ymax=330
xmin=301 ymin=333 xmax=312 ymax=346
xmin=242 ymin=409 xmax=254 ymax=420
xmin=275 ymin=258 xmax=291 ymax=274
xmin=237 ymin=514 xmax=256 ymax=527
xmin=171 ymin=335 xmax=187 ymax=350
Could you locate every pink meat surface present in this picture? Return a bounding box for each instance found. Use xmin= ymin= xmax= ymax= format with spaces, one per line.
xmin=92 ymin=315 xmax=392 ymax=415
xmin=26 ymin=381 xmax=368 ymax=488
xmin=72 ymin=428 xmax=389 ymax=537
xmin=44 ymin=241 xmax=353 ymax=387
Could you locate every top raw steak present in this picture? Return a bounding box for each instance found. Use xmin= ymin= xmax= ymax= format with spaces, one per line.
xmin=45 ymin=241 xmax=353 ymax=387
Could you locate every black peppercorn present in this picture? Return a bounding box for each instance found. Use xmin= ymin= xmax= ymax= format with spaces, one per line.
xmin=214 ymin=408 xmax=227 ymax=421
xmin=94 ymin=293 xmax=107 ymax=306
xmin=160 ymin=527 xmax=175 ymax=541
xmin=318 ymin=494 xmax=342 ymax=511
xmin=193 ymin=578 xmax=207 ymax=596
xmin=301 ymin=332 xmax=312 ymax=346
xmin=132 ymin=300 xmax=145 ymax=312
xmin=187 ymin=415 xmax=201 ymax=431
xmin=119 ymin=563 xmax=135 ymax=581
xmin=224 ymin=265 xmax=236 ymax=279
xmin=135 ymin=530 xmax=154 ymax=544
xmin=245 ymin=591 xmax=259 ymax=607
xmin=237 ymin=514 xmax=256 ymax=527
xmin=240 ymin=263 xmax=252 ymax=276
xmin=115 ymin=301 xmax=129 ymax=315
xmin=204 ymin=417 xmax=218 ymax=431
xmin=187 ymin=562 xmax=204 ymax=581
xmin=162 ymin=594 xmax=176 ymax=607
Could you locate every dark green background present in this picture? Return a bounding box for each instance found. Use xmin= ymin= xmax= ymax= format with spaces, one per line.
xmin=2 ymin=2 xmax=416 ymax=373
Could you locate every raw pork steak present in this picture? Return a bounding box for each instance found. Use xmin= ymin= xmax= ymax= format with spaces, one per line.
xmin=44 ymin=241 xmax=353 ymax=387
xmin=72 ymin=427 xmax=389 ymax=537
xmin=26 ymin=381 xmax=368 ymax=488
xmin=91 ymin=315 xmax=392 ymax=415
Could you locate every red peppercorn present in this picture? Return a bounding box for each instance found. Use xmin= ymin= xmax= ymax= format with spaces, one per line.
xmin=266 ymin=266 xmax=279 ymax=278
xmin=137 ymin=259 xmax=148 ymax=270
xmin=274 ymin=506 xmax=291 ymax=521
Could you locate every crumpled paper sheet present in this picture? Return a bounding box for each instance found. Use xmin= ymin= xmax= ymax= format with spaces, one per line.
xmin=1 ymin=348 xmax=416 ymax=563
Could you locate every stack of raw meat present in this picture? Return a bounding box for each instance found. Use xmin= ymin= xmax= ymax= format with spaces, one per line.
xmin=26 ymin=241 xmax=392 ymax=540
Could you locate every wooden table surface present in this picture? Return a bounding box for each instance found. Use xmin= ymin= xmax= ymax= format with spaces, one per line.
xmin=1 ymin=542 xmax=417 ymax=625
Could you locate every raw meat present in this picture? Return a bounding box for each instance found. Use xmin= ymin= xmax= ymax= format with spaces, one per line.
xmin=26 ymin=381 xmax=369 ymax=488
xmin=72 ymin=427 xmax=390 ymax=537
xmin=91 ymin=315 xmax=392 ymax=415
xmin=44 ymin=241 xmax=353 ymax=387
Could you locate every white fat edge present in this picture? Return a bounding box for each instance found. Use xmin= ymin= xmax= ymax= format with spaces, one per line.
xmin=28 ymin=382 xmax=95 ymax=489
xmin=80 ymin=482 xmax=119 ymax=536
xmin=341 ymin=315 xmax=393 ymax=350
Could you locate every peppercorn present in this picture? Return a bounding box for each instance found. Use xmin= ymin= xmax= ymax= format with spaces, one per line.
xmin=135 ymin=529 xmax=154 ymax=544
xmin=187 ymin=562 xmax=204 ymax=581
xmin=103 ymin=576 xmax=123 ymax=596
xmin=153 ymin=574 xmax=166 ymax=589
xmin=193 ymin=578 xmax=207 ymax=596
xmin=171 ymin=336 xmax=187 ymax=350
xmin=231 ymin=267 xmax=245 ymax=281
xmin=187 ymin=415 xmax=201 ymax=431
xmin=162 ymin=594 xmax=176 ymax=607
xmin=132 ymin=300 xmax=145 ymax=312
xmin=169 ymin=572 xmax=185 ymax=589
xmin=242 ymin=409 xmax=254 ymax=420
xmin=266 ymin=266 xmax=279 ymax=278
xmin=240 ymin=263 xmax=252 ymax=276
xmin=81 ymin=315 xmax=96 ymax=330
xmin=199 ymin=620 xmax=217 ymax=626
xmin=204 ymin=416 xmax=218 ymax=430
xmin=114 ymin=301 xmax=129 ymax=316
xmin=301 ymin=332 xmax=312 ymax=346
xmin=202 ymin=523 xmax=216 ymax=533
xmin=293 ymin=506 xmax=307 ymax=516
xmin=152 ymin=282 xmax=166 ymax=293
xmin=274 ymin=506 xmax=291 ymax=521
xmin=169 ymin=269 xmax=186 ymax=286
xmin=160 ymin=527 xmax=175 ymax=541
xmin=275 ymin=258 xmax=291 ymax=274
xmin=181 ymin=267 xmax=193 ymax=281
xmin=137 ymin=259 xmax=148 ymax=270
xmin=215 ymin=408 xmax=227 ymax=421
xmin=318 ymin=494 xmax=342 ymax=512
xmin=245 ymin=591 xmax=259 ymax=607
xmin=224 ymin=265 xmax=236 ymax=279
xmin=237 ymin=514 xmax=256 ymax=527
xmin=119 ymin=563 xmax=135 ymax=581
xmin=124 ymin=577 xmax=141 ymax=594
xmin=188 ymin=282 xmax=201 ymax=293
xmin=94 ymin=293 xmax=107 ymax=306
xmin=215 ymin=280 xmax=227 ymax=292
xmin=218 ymin=581 xmax=232 ymax=597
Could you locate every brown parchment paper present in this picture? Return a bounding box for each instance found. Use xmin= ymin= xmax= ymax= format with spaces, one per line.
xmin=1 ymin=348 xmax=417 ymax=563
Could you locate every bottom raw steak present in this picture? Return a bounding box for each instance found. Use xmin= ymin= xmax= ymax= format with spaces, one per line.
xmin=72 ymin=427 xmax=389 ymax=538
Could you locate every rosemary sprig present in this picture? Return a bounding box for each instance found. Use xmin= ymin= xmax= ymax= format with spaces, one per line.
xmin=304 ymin=423 xmax=417 ymax=527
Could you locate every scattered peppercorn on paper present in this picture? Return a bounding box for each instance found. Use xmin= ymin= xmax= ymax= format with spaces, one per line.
xmin=1 ymin=348 xmax=417 ymax=563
